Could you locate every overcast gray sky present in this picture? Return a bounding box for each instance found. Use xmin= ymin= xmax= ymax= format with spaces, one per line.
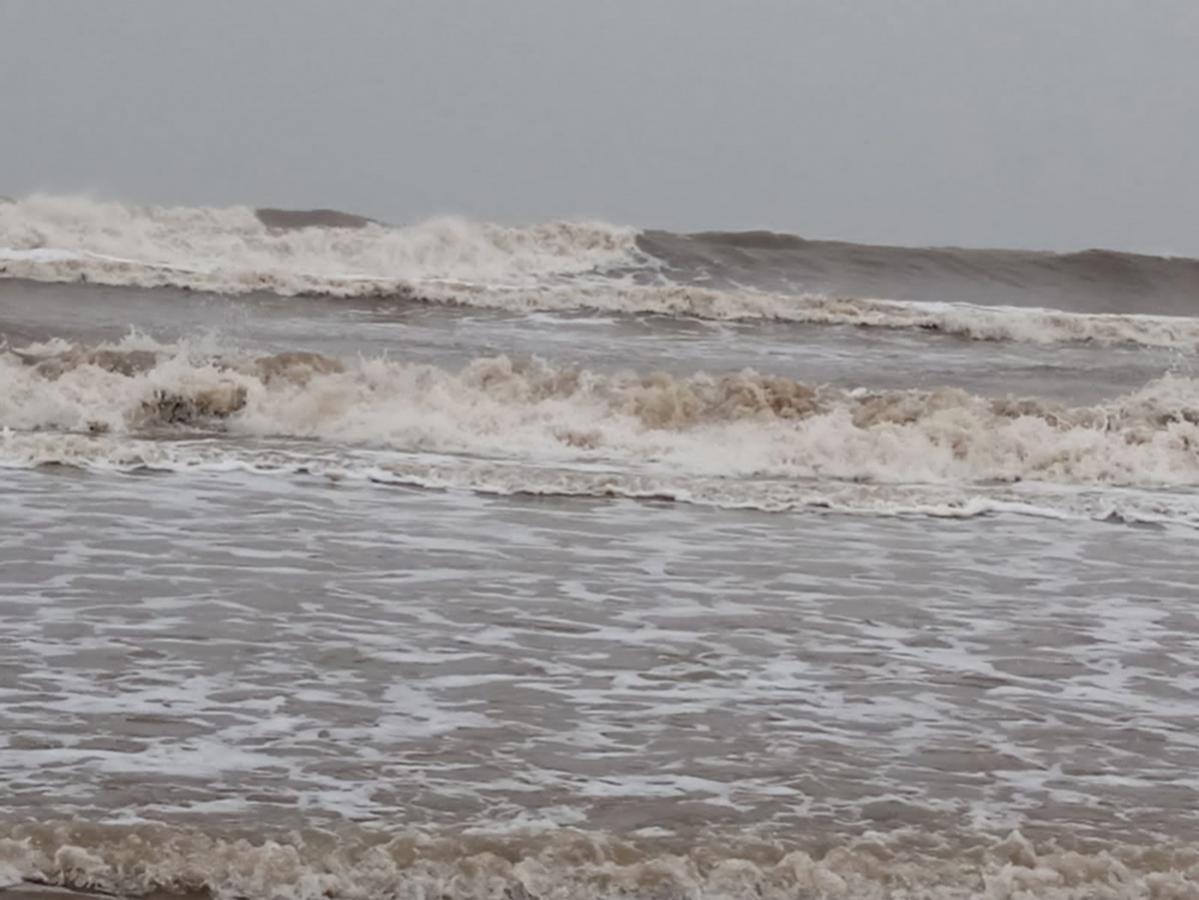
xmin=1 ymin=0 xmax=1196 ymax=253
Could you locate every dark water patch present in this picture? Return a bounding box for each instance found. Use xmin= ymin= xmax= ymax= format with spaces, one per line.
xmin=254 ymin=207 xmax=381 ymax=230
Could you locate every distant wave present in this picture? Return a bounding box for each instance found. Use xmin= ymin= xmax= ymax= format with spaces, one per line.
xmin=639 ymin=229 xmax=1199 ymax=317
xmin=416 ymin=284 xmax=1199 ymax=349
xmin=0 ymin=193 xmax=646 ymax=291
xmin=3 ymin=195 xmax=1199 ymax=351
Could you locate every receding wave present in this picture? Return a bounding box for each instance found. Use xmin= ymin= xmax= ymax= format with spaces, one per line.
xmin=6 ymin=339 xmax=1199 ymax=520
xmin=4 ymin=195 xmax=1199 ymax=350
xmin=2 ymin=821 xmax=1196 ymax=900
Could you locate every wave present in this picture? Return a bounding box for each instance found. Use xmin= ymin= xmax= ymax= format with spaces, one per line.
xmin=1 ymin=821 xmax=1195 ymax=900
xmin=6 ymin=339 xmax=1199 ymax=505
xmin=417 ymin=284 xmax=1199 ymax=349
xmin=639 ymin=229 xmax=1199 ymax=317
xmin=6 ymin=428 xmax=1199 ymax=530
xmin=0 ymin=194 xmax=646 ymax=292
xmin=4 ymin=195 xmax=1199 ymax=350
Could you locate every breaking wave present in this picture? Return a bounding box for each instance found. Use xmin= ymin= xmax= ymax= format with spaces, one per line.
xmin=0 ymin=194 xmax=646 ymax=293
xmin=1 ymin=821 xmax=1196 ymax=900
xmin=4 ymin=195 xmax=1199 ymax=349
xmin=5 ymin=339 xmax=1199 ymax=513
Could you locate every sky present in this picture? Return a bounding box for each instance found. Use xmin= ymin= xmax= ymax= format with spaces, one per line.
xmin=1 ymin=0 xmax=1196 ymax=253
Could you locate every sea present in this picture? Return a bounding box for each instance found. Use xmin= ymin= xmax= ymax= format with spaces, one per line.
xmin=1 ymin=194 xmax=1199 ymax=898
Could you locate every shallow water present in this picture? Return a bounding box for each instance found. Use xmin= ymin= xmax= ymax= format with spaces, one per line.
xmin=3 ymin=466 xmax=1199 ymax=845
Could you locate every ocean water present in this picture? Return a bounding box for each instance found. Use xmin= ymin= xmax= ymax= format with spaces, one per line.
xmin=2 ymin=195 xmax=1199 ymax=898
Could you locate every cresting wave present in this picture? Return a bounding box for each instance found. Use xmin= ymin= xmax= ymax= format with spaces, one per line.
xmin=4 ymin=195 xmax=1199 ymax=349
xmin=2 ymin=821 xmax=1197 ymax=900
xmin=5 ymin=339 xmax=1199 ymax=503
xmin=0 ymin=194 xmax=647 ymax=291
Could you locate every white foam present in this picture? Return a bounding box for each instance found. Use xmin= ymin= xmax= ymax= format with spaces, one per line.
xmin=3 ymin=428 xmax=1199 ymax=530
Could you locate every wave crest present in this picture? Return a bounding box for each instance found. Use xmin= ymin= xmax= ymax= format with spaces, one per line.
xmin=4 ymin=195 xmax=1199 ymax=349
xmin=5 ymin=340 xmax=1199 ymax=496
xmin=0 ymin=194 xmax=645 ymax=293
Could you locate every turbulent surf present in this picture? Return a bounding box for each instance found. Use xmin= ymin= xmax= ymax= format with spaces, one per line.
xmin=6 ymin=338 xmax=1199 ymax=496
xmin=4 ymin=195 xmax=1199 ymax=899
